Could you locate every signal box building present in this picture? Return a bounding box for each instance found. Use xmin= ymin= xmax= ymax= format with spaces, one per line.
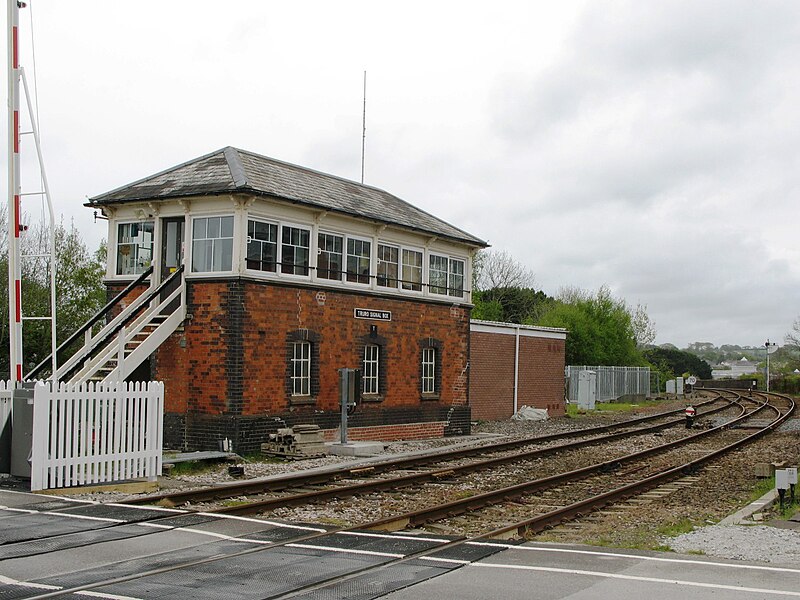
xmin=85 ymin=147 xmax=487 ymax=452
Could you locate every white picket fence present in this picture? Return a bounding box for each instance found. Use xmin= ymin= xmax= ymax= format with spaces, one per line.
xmin=31 ymin=381 xmax=163 ymax=491
xmin=0 ymin=380 xmax=11 ymax=426
xmin=0 ymin=381 xmax=12 ymax=447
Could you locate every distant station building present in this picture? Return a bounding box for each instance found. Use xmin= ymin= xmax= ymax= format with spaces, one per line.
xmin=84 ymin=147 xmax=488 ymax=452
xmin=711 ymin=357 xmax=759 ymax=380
xmin=469 ymin=320 xmax=567 ymax=420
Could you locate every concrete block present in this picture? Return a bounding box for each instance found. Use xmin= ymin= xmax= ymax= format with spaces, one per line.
xmin=327 ymin=441 xmax=385 ymax=457
xmin=755 ymin=462 xmax=774 ymax=478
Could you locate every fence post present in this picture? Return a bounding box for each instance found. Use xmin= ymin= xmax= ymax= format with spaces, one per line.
xmin=30 ymin=381 xmax=50 ymax=491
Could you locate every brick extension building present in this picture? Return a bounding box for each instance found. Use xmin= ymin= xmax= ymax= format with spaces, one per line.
xmin=86 ymin=147 xmax=487 ymax=452
xmin=469 ymin=320 xmax=567 ymax=421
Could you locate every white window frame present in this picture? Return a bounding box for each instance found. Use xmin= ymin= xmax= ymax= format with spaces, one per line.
xmin=190 ymin=215 xmax=235 ymax=274
xmin=428 ymin=252 xmax=466 ymax=297
xmin=317 ymin=231 xmax=345 ymax=282
xmin=377 ymin=243 xmax=400 ymax=289
xmin=401 ymin=247 xmax=424 ymax=293
xmin=115 ymin=220 xmax=155 ymax=277
xmin=448 ymin=257 xmax=466 ymax=298
xmin=245 ymin=217 xmax=279 ymax=274
xmin=346 ymin=235 xmax=372 ymax=286
xmin=428 ymin=253 xmax=450 ymax=295
xmin=280 ymin=222 xmax=312 ymax=278
xmin=363 ymin=344 xmax=380 ymax=395
xmin=291 ymin=341 xmax=311 ymax=396
xmin=422 ymin=347 xmax=436 ymax=394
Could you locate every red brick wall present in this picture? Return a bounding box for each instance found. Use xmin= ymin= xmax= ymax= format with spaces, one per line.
xmin=105 ymin=281 xmax=149 ymax=319
xmin=469 ymin=332 xmax=516 ymax=420
xmin=154 ymin=279 xmax=470 ymax=417
xmin=470 ymin=330 xmax=566 ymax=420
xmin=322 ymin=421 xmax=446 ymax=442
xmin=518 ymin=337 xmax=566 ymax=416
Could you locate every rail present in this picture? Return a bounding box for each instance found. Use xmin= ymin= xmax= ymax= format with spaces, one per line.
xmin=56 ymin=266 xmax=184 ymax=382
xmin=123 ymin=393 xmax=727 ymax=507
xmin=26 ymin=266 xmax=154 ymax=381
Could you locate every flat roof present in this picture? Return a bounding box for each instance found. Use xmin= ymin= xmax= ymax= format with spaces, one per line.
xmin=470 ymin=319 xmax=568 ymax=339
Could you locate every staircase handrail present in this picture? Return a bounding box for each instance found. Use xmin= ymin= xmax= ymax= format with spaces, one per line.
xmin=75 ymin=281 xmax=184 ymax=383
xmin=26 ymin=266 xmax=154 ymax=381
xmin=57 ymin=265 xmax=185 ymax=382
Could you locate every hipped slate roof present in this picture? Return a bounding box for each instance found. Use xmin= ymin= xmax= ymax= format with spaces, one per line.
xmin=87 ymin=147 xmax=487 ymax=247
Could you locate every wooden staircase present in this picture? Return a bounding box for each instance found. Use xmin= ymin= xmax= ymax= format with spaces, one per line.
xmin=27 ymin=266 xmax=186 ymax=384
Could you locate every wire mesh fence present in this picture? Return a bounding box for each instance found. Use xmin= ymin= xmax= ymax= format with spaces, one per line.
xmin=565 ymin=365 xmax=651 ymax=403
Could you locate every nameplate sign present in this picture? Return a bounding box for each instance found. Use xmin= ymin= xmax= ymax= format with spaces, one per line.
xmin=354 ymin=308 xmax=392 ymax=321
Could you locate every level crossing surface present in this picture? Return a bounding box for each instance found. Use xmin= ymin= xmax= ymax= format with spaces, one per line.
xmin=0 ymin=489 xmax=798 ymax=599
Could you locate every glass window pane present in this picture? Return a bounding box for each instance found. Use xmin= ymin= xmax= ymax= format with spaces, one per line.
xmin=193 ymin=218 xmax=207 ymax=239
xmin=429 ymin=255 xmax=449 ymax=295
xmin=116 ymin=221 xmax=154 ymax=276
xmin=220 ymin=216 xmax=234 ymax=238
xmin=347 ymin=238 xmax=371 ymax=284
xmin=449 ymin=259 xmax=465 ymax=297
xmin=207 ymin=217 xmax=221 ymax=238
xmin=282 ymin=226 xmax=311 ymax=276
xmin=192 ymin=239 xmax=212 ymax=272
xmin=377 ymin=244 xmax=399 ymax=288
xmin=218 ymin=238 xmax=233 ymax=271
xmin=402 ymin=249 xmax=423 ymax=291
xmin=318 ymin=233 xmax=343 ymax=280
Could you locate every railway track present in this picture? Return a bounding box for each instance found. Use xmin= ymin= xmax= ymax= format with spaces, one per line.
xmin=21 ymin=390 xmax=794 ymax=600
xmin=125 ymin=392 xmax=733 ymax=510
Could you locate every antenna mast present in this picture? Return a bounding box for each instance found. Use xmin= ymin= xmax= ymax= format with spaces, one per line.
xmin=361 ymin=70 xmax=366 ymax=184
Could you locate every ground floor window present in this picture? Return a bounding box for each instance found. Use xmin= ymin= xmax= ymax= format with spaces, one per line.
xmin=422 ymin=347 xmax=436 ymax=394
xmin=363 ymin=344 xmax=380 ymax=395
xmin=286 ymin=329 xmax=320 ymax=402
xmin=291 ymin=341 xmax=311 ymax=396
xmin=420 ymin=338 xmax=442 ymax=398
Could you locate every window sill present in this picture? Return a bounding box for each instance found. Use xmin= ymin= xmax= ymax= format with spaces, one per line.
xmin=421 ymin=393 xmax=440 ymax=401
xmin=289 ymin=395 xmax=316 ymax=406
xmin=360 ymin=394 xmax=384 ymax=403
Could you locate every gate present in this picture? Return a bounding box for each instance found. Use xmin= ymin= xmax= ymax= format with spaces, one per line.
xmin=0 ymin=382 xmax=12 ymax=473
xmin=30 ymin=381 xmax=163 ymax=491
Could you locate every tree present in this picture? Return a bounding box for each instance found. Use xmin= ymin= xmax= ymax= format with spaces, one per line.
xmin=474 ymin=286 xmax=552 ymax=324
xmin=643 ymin=347 xmax=712 ymax=380
xmin=631 ymin=303 xmax=657 ymax=348
xmin=0 ymin=213 xmax=106 ymax=377
xmin=471 ymin=249 xmax=551 ymax=323
xmin=537 ymin=285 xmax=641 ymax=366
xmin=786 ymin=317 xmax=800 ymax=349
xmin=473 ymin=249 xmax=535 ymax=292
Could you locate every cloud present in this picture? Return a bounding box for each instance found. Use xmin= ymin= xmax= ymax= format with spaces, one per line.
xmin=4 ymin=0 xmax=798 ymax=349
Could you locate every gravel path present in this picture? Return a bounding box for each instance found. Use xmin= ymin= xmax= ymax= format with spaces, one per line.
xmin=668 ymin=525 xmax=800 ymax=566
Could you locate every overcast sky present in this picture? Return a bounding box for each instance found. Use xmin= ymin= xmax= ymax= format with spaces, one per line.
xmin=3 ymin=0 xmax=799 ymax=348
